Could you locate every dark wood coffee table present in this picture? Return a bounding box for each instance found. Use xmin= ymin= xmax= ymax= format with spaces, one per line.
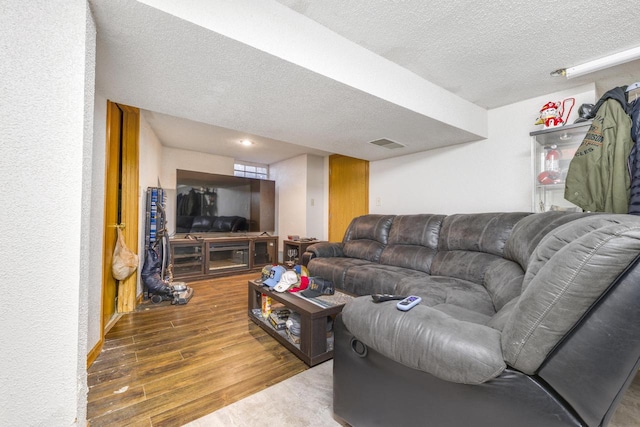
xmin=247 ymin=279 xmax=352 ymax=366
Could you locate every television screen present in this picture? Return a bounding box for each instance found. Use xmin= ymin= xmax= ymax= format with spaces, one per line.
xmin=175 ymin=170 xmax=274 ymax=234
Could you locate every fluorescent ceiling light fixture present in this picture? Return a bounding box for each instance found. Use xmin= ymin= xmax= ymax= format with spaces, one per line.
xmin=239 ymin=139 xmax=254 ymax=146
xmin=551 ymin=46 xmax=640 ymax=79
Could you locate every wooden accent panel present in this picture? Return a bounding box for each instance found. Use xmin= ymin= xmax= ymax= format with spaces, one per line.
xmin=117 ymin=104 xmax=140 ymax=313
xmin=328 ymin=155 xmax=369 ymax=242
xmin=95 ymin=101 xmax=141 ymax=366
xmin=250 ymin=179 xmax=275 ymax=232
xmin=101 ymin=101 xmax=122 ymax=336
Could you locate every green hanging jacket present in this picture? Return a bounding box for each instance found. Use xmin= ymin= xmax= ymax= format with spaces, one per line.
xmin=564 ymin=98 xmax=633 ymax=213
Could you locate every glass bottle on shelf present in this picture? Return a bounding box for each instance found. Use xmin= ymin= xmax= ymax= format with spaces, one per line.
xmin=530 ymin=121 xmax=591 ymax=212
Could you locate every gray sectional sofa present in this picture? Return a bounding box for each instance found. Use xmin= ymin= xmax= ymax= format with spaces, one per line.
xmin=303 ymin=212 xmax=640 ymax=427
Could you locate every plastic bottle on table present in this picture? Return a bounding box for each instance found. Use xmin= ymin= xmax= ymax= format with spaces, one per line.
xmin=261 ymin=293 xmax=271 ymax=318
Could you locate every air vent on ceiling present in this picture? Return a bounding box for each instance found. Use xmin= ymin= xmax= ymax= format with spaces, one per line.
xmin=368 ymin=138 xmax=405 ymax=150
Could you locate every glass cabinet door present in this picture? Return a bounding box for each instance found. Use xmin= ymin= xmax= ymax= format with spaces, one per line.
xmin=207 ymin=241 xmax=250 ymax=273
xmin=171 ymin=242 xmax=204 ymax=277
xmin=253 ymin=238 xmax=276 ymax=268
xmin=531 ymin=122 xmax=591 ymax=212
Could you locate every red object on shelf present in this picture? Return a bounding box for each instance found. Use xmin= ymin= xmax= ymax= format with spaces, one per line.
xmin=545 ymin=145 xmax=561 ymax=173
xmin=537 ymin=171 xmax=562 ymax=185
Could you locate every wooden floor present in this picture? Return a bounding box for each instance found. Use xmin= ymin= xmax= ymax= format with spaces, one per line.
xmin=87 ymin=272 xmax=640 ymax=427
xmin=87 ymin=273 xmax=307 ymax=426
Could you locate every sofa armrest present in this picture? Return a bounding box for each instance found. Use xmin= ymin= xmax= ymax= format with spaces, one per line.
xmin=342 ymin=296 xmax=506 ymax=385
xmin=301 ymin=242 xmax=345 ymax=266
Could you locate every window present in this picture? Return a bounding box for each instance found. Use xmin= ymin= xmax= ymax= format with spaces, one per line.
xmin=234 ymin=162 xmax=268 ymax=179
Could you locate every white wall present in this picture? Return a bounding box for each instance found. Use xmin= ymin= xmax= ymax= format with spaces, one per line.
xmin=270 ymin=154 xmax=328 ymax=260
xmin=86 ymin=94 xmax=107 ymax=362
xmin=271 ymin=155 xmax=308 ymax=259
xmin=370 ymin=84 xmax=596 ymax=214
xmin=0 ymin=1 xmax=94 ymax=424
xmin=138 ymin=113 xmax=165 ymax=295
xmin=139 ymin=113 xmax=165 ymax=193
xmin=78 ymin=5 xmax=97 ymax=424
xmin=306 ymin=154 xmax=326 ymax=240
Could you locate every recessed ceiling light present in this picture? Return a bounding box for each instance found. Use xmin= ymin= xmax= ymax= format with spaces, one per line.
xmin=239 ymin=139 xmax=254 ymax=146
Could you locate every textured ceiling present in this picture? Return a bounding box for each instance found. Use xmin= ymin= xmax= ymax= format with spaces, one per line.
xmin=275 ymin=0 xmax=640 ymax=108
xmin=90 ymin=0 xmax=640 ymax=164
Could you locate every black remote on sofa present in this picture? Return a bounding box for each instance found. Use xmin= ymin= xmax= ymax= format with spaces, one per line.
xmin=371 ymin=294 xmax=406 ymax=303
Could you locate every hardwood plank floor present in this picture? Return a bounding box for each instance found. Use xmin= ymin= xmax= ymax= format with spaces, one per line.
xmin=88 ymin=272 xmax=640 ymax=426
xmin=87 ymin=273 xmax=307 ymax=427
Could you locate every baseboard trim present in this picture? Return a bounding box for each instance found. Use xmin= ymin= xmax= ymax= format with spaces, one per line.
xmin=87 ymin=337 xmax=103 ymax=368
xmin=88 ymin=313 xmax=123 ymax=368
xmin=105 ymin=313 xmax=122 ymax=333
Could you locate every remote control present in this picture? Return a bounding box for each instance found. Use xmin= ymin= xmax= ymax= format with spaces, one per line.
xmin=397 ymin=295 xmax=422 ymax=311
xmin=371 ymin=294 xmax=406 ymax=303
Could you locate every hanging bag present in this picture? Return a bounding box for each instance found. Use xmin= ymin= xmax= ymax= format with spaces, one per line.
xmin=112 ymin=227 xmax=139 ymax=280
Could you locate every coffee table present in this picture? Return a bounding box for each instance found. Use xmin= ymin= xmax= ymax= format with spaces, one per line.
xmin=247 ymin=279 xmax=352 ymax=366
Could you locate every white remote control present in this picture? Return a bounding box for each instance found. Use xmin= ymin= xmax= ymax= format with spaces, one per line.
xmin=397 ymin=295 xmax=422 ymax=311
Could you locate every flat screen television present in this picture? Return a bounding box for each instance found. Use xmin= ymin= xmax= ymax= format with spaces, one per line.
xmin=175 ymin=169 xmax=275 ymax=234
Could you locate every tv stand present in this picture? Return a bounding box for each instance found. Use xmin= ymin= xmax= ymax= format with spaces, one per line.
xmin=170 ymin=234 xmax=278 ymax=280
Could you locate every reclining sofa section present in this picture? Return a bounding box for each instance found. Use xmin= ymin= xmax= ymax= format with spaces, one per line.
xmin=303 ymin=212 xmax=640 ymax=427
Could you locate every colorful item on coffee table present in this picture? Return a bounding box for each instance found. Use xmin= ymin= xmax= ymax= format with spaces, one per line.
xmin=274 ymin=270 xmax=300 ymax=292
xmin=264 ymin=265 xmax=286 ymax=288
xmin=289 ymin=265 xmax=310 ymax=292
xmin=301 ymin=277 xmax=335 ymax=298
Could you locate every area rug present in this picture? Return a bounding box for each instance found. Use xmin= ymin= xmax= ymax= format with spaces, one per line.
xmin=183 ymin=360 xmax=346 ymax=427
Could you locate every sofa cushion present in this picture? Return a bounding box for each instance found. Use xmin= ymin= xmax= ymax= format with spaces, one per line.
xmin=486 ymin=297 xmax=518 ymax=331
xmin=483 ymin=258 xmax=525 ymax=311
xmin=501 ymin=215 xmax=640 ymax=374
xmin=503 ymin=211 xmax=593 ymax=271
xmin=387 ymin=214 xmax=444 ymax=247
xmin=396 ymin=275 xmax=496 ymax=317
xmin=342 ymin=296 xmax=505 ymax=384
xmin=307 ymin=257 xmax=372 ymax=290
xmin=343 ymin=240 xmax=387 ymax=263
xmin=342 ymin=264 xmax=430 ymax=295
xmin=379 ymin=214 xmax=444 ymax=273
xmin=343 ymin=214 xmax=395 ymax=243
xmin=438 ymin=212 xmax=530 ymax=256
xmin=430 ymin=304 xmax=492 ymax=325
xmin=343 ymin=215 xmax=395 ymax=262
xmin=430 ymin=250 xmax=504 ymax=285
xmin=431 ymin=212 xmax=530 ymax=286
xmin=379 ymin=244 xmax=438 ymax=274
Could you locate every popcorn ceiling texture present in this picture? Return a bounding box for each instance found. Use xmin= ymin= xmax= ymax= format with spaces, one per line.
xmin=91 ymin=0 xmax=487 ymax=162
xmin=275 ymin=0 xmax=640 ymax=108
xmin=91 ymin=0 xmax=640 ymax=163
